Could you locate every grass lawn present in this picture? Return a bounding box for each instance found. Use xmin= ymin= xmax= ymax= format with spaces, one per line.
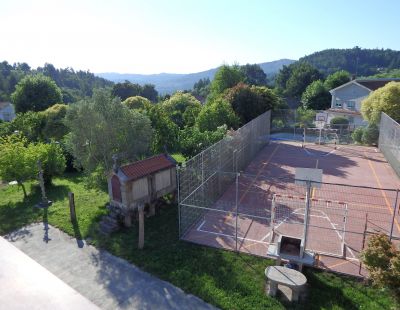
xmin=0 ymin=173 xmax=396 ymax=310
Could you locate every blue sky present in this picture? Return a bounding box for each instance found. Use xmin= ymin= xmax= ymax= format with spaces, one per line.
xmin=1 ymin=0 xmax=399 ymax=74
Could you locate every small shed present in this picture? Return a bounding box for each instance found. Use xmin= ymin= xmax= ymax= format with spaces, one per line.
xmin=108 ymin=153 xmax=177 ymax=226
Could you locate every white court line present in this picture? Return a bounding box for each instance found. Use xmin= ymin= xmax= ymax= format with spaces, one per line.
xmin=197 ymin=220 xmax=206 ymax=231
xmin=197 ymin=228 xmax=269 ymax=244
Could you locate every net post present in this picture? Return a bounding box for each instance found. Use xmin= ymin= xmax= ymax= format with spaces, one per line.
xmin=389 ymin=189 xmax=399 ymax=241
xmin=233 ymin=149 xmax=237 ymax=173
xmin=302 ymin=180 xmax=312 ymax=258
xmin=235 ymin=172 xmax=239 ymax=252
xmin=341 ymin=203 xmax=348 ymax=258
xmin=270 ymin=194 xmax=276 ymax=243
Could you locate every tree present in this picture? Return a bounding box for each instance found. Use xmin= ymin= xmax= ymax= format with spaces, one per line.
xmin=361 ymin=124 xmax=379 ymax=145
xmin=324 ymin=70 xmax=351 ymax=90
xmin=12 ymin=75 xmax=62 ymax=113
xmin=111 ymin=81 xmax=142 ymax=101
xmin=240 ymin=64 xmax=267 ymax=86
xmin=162 ymin=92 xmax=202 ymax=128
xmin=209 ymin=64 xmax=245 ymax=98
xmin=196 ymin=97 xmax=239 ymax=132
xmin=285 ymin=62 xmax=322 ymax=98
xmin=361 ymin=82 xmax=400 ymax=124
xmin=41 ymin=104 xmax=69 ymax=141
xmin=146 ymin=105 xmax=179 ymax=153
xmin=224 ymin=83 xmax=275 ymax=124
xmin=122 ymin=96 xmax=152 ymax=111
xmin=0 ymin=134 xmax=36 ymax=197
xmin=301 ymin=80 xmax=331 ymax=110
xmin=9 ymin=111 xmax=45 ymax=142
xmin=65 ymin=89 xmax=152 ymax=176
xmin=140 ymin=84 xmax=158 ymax=102
xmin=192 ymin=78 xmax=210 ymax=99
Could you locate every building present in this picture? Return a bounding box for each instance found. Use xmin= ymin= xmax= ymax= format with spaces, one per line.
xmin=0 ymin=102 xmax=15 ymax=122
xmin=108 ymin=154 xmax=177 ymax=226
xmin=328 ymin=78 xmax=400 ymax=125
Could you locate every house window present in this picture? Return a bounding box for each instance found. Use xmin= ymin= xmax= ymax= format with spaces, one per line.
xmin=346 ymin=101 xmax=355 ymax=110
xmin=335 ymin=100 xmax=342 ymax=108
xmin=348 ymin=116 xmax=354 ymax=124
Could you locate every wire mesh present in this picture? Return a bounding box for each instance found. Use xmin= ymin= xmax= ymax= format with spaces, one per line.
xmin=379 ymin=112 xmax=400 ymax=177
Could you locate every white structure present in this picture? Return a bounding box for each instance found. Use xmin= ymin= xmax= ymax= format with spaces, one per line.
xmin=328 ymin=78 xmax=400 ymax=125
xmin=0 ymin=102 xmax=15 ymax=122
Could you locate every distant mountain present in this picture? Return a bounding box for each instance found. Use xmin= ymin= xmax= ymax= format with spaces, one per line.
xmin=97 ymin=59 xmax=295 ymax=94
xmin=299 ymin=47 xmax=400 ymax=77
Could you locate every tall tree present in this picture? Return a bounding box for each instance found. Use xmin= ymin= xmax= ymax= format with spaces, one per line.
xmin=140 ymin=84 xmax=158 ymax=102
xmin=301 ymin=80 xmax=331 ymax=110
xmin=284 ymin=62 xmax=322 ymax=98
xmin=324 ymin=70 xmax=351 ymax=90
xmin=162 ymin=92 xmax=202 ymax=128
xmin=209 ymin=64 xmax=245 ymax=98
xmin=240 ymin=64 xmax=267 ymax=86
xmin=111 ymin=81 xmax=142 ymax=101
xmin=12 ymin=75 xmax=62 ymax=113
xmin=65 ymin=89 xmax=152 ymax=175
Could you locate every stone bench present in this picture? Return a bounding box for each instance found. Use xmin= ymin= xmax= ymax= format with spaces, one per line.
xmin=265 ymin=266 xmax=307 ymax=302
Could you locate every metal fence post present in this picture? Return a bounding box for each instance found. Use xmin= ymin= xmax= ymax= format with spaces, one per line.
xmin=235 ymin=172 xmax=239 ymax=252
xmin=302 ymin=181 xmax=312 ymax=257
xmin=233 ymin=149 xmax=237 ymax=173
xmin=389 ymin=189 xmax=399 ymax=241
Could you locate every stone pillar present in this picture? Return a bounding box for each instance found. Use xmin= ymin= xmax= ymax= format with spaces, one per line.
xmin=138 ymin=204 xmax=145 ymax=249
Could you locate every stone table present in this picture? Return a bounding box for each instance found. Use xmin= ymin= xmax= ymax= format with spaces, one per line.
xmin=265 ymin=266 xmax=307 ymax=302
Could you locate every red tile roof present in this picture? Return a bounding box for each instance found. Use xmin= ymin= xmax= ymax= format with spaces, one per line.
xmin=120 ymin=154 xmax=175 ymax=181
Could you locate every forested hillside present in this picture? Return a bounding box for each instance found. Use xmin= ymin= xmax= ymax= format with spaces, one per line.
xmin=0 ymin=61 xmax=113 ymax=103
xmin=299 ymin=47 xmax=400 ymax=76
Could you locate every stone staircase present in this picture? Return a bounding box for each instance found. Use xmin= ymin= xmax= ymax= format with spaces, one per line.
xmin=98 ymin=205 xmax=122 ymax=235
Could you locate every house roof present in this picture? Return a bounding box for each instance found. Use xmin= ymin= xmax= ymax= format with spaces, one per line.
xmin=329 ymin=78 xmax=400 ymax=93
xmin=119 ymin=154 xmax=176 ymax=181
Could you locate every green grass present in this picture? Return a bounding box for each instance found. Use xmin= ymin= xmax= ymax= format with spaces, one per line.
xmin=171 ymin=153 xmax=186 ymax=163
xmin=0 ymin=173 xmax=397 ymax=309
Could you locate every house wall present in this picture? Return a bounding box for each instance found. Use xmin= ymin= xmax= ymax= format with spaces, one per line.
xmin=0 ymin=103 xmax=15 ymax=121
xmin=331 ymin=83 xmax=371 ymax=112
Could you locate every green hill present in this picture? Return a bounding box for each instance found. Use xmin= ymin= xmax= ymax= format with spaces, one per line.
xmin=299 ymin=47 xmax=400 ymax=76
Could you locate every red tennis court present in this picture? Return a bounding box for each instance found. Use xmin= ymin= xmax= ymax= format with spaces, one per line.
xmin=180 ymin=141 xmax=400 ymax=277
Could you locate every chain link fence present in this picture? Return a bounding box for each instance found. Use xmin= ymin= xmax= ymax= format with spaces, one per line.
xmin=379 ymin=112 xmax=400 ymax=177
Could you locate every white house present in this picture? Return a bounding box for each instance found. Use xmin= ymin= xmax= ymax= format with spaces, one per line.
xmin=328 ymin=78 xmax=400 ymax=126
xmin=0 ymin=102 xmax=15 ymax=122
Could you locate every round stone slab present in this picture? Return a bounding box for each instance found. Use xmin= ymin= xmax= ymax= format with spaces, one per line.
xmin=265 ymin=266 xmax=307 ymax=287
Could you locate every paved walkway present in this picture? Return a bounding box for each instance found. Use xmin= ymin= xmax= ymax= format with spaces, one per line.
xmin=5 ymin=223 xmax=215 ymax=310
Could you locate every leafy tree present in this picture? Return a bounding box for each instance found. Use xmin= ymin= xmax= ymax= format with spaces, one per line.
xmin=209 ymin=64 xmax=245 ymax=98
xmin=111 ymin=81 xmax=142 ymax=101
xmin=224 ymin=83 xmax=275 ymax=124
xmin=252 ymin=86 xmax=285 ymax=110
xmin=162 ymin=92 xmax=202 ymax=128
xmin=41 ymin=104 xmax=69 ymax=141
xmin=362 ymin=124 xmax=379 ymax=145
xmin=240 ymin=64 xmax=267 ymax=86
xmin=296 ymin=107 xmax=316 ymax=128
xmin=8 ymin=111 xmax=45 ymax=142
xmin=12 ymin=75 xmax=62 ymax=113
xmin=192 ymin=78 xmax=210 ymax=99
xmin=0 ymin=134 xmax=36 ymax=197
xmin=146 ymin=105 xmax=179 ymax=153
xmin=324 ymin=70 xmax=351 ymax=90
xmin=284 ymin=62 xmax=322 ymax=98
xmin=361 ymin=82 xmax=400 ymax=124
xmin=179 ymin=126 xmax=227 ymax=158
xmin=196 ymin=97 xmax=239 ymax=132
xmin=140 ymin=84 xmax=158 ymax=102
xmin=122 ymin=96 xmax=152 ymax=111
xmin=65 ymin=89 xmax=152 ymax=175
xmin=369 ymin=68 xmax=400 ymax=79
xmin=301 ymin=80 xmax=331 ymax=110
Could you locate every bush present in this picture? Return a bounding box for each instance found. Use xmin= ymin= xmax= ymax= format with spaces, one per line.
xmin=330 ymin=116 xmax=349 ymax=130
xmin=360 ymin=233 xmax=400 ymax=298
xmin=352 ymin=127 xmax=364 ymax=144
xmin=362 ymin=124 xmax=379 ymax=145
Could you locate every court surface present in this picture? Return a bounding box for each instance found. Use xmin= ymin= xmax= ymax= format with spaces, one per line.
xmin=182 ymin=141 xmax=400 ymax=277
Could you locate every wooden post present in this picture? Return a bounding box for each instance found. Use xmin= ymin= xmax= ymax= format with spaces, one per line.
xmin=138 ymin=204 xmax=145 ymax=249
xmin=68 ymin=192 xmax=76 ymax=222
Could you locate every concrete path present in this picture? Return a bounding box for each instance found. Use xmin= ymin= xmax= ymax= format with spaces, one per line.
xmin=0 ymin=236 xmax=100 ymax=310
xmin=5 ymin=223 xmax=216 ymax=310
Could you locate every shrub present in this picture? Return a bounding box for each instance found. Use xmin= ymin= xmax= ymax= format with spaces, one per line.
xmin=330 ymin=116 xmax=349 ymax=130
xmin=360 ymin=233 xmax=400 ymax=298
xmin=362 ymin=124 xmax=379 ymax=145
xmin=352 ymin=127 xmax=364 ymax=144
